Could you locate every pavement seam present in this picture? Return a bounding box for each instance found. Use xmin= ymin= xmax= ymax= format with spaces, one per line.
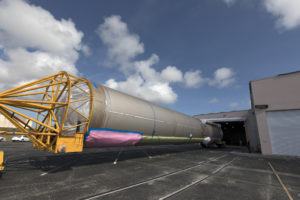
xmin=158 ymin=157 xmax=237 ymax=200
xmin=213 ymin=175 xmax=300 ymax=193
xmin=80 ymin=154 xmax=228 ymax=200
xmin=126 ymin=153 xmax=224 ymax=172
xmin=268 ymin=162 xmax=294 ymax=200
xmin=227 ymin=165 xmax=300 ymax=179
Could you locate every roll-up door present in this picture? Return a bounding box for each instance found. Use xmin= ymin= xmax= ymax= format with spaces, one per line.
xmin=266 ymin=109 xmax=300 ymax=156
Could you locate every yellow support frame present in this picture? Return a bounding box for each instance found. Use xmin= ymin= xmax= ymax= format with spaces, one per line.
xmin=0 ymin=71 xmax=94 ymax=153
xmin=0 ymin=151 xmax=4 ymax=172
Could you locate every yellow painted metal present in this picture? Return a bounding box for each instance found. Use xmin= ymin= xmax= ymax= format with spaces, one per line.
xmin=0 ymin=71 xmax=94 ymax=153
xmin=70 ymin=97 xmax=90 ymax=103
xmin=69 ymin=106 xmax=89 ymax=120
xmin=60 ymin=73 xmax=71 ymax=132
xmin=0 ymin=151 xmax=4 ymax=171
xmin=55 ymin=133 xmax=85 ymax=153
xmin=2 ymin=81 xmax=69 ymax=97
xmin=0 ymin=131 xmax=57 ymax=136
xmin=63 ymin=122 xmax=89 ymax=131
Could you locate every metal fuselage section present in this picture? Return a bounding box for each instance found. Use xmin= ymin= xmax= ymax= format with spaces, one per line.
xmin=85 ymin=83 xmax=223 ymax=147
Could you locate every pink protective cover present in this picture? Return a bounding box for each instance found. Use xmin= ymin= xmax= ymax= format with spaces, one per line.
xmin=84 ymin=130 xmax=142 ymax=148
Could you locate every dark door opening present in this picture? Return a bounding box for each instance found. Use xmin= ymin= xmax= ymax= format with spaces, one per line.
xmin=217 ymin=121 xmax=247 ymax=146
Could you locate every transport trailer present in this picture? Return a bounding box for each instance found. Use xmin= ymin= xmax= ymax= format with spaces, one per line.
xmin=0 ymin=71 xmax=223 ymax=154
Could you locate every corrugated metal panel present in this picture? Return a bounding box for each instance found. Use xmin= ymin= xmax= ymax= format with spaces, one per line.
xmin=266 ymin=109 xmax=300 ymax=156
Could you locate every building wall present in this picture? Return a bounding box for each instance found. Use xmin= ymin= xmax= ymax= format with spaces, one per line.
xmin=244 ymin=110 xmax=260 ymax=152
xmin=195 ymin=110 xmax=249 ymax=119
xmin=250 ymin=71 xmax=300 ymax=155
xmin=195 ymin=110 xmax=260 ymax=152
xmin=0 ymin=114 xmax=16 ymax=128
xmin=0 ymin=114 xmax=32 ymax=131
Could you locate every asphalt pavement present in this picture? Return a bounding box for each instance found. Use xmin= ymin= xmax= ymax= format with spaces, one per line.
xmin=0 ymin=142 xmax=299 ymax=200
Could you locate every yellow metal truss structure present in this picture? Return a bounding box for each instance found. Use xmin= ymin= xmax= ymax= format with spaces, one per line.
xmin=0 ymin=151 xmax=4 ymax=172
xmin=0 ymin=71 xmax=93 ymax=153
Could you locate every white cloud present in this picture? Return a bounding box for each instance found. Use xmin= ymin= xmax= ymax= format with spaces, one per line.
xmin=106 ymin=74 xmax=178 ymax=104
xmin=98 ymin=16 xmax=237 ymax=104
xmin=0 ymin=48 xmax=77 ymax=87
xmin=209 ymin=67 xmax=235 ymax=88
xmin=209 ymin=98 xmax=219 ymax=103
xmin=223 ymin=0 xmax=236 ymax=6
xmin=223 ymin=0 xmax=300 ymax=30
xmin=263 ymin=0 xmax=300 ymax=30
xmin=0 ymin=0 xmax=85 ymax=90
xmin=97 ymin=15 xmax=144 ymax=70
xmin=184 ymin=70 xmax=206 ymax=88
xmin=98 ymin=15 xmax=196 ymax=104
xmin=229 ymin=102 xmax=239 ymax=108
xmin=105 ymin=54 xmax=179 ymax=104
xmin=81 ymin=44 xmax=91 ymax=56
xmin=161 ymin=66 xmax=183 ymax=82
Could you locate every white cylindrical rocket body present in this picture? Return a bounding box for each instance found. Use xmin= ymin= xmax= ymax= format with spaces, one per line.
xmin=84 ymin=83 xmax=223 ymax=147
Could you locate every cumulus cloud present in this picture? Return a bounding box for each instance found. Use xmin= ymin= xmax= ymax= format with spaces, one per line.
xmin=0 ymin=48 xmax=77 ymax=87
xmin=229 ymin=102 xmax=239 ymax=108
xmin=105 ymin=54 xmax=179 ymax=104
xmin=208 ymin=67 xmax=235 ymax=88
xmin=161 ymin=66 xmax=183 ymax=83
xmin=97 ymin=15 xmax=144 ymax=70
xmin=81 ymin=44 xmax=91 ymax=56
xmin=209 ymin=98 xmax=219 ymax=103
xmin=184 ymin=70 xmax=206 ymax=88
xmin=98 ymin=15 xmax=236 ymax=104
xmin=105 ymin=75 xmax=178 ymax=104
xmin=263 ymin=0 xmax=300 ymax=30
xmin=0 ymin=0 xmax=85 ymax=90
xmin=97 ymin=15 xmax=205 ymax=104
xmin=223 ymin=0 xmax=236 ymax=6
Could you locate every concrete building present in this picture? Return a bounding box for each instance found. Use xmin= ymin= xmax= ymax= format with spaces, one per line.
xmin=196 ymin=71 xmax=300 ymax=156
xmin=250 ymin=71 xmax=300 ymax=156
xmin=0 ymin=114 xmax=18 ymax=129
xmin=0 ymin=114 xmax=32 ymax=132
xmin=195 ymin=110 xmax=260 ymax=152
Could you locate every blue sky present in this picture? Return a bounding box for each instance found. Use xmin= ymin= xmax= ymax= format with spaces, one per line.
xmin=0 ymin=0 xmax=299 ymax=115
